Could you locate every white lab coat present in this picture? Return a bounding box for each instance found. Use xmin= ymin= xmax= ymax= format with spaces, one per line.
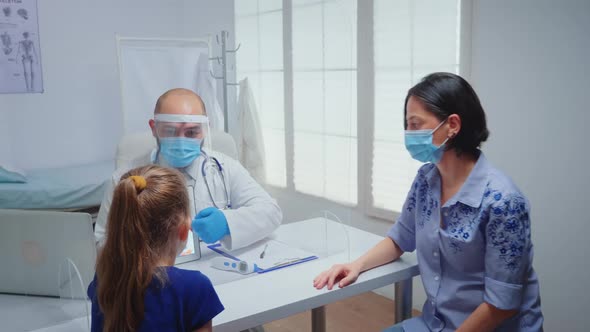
xmin=237 ymin=78 xmax=266 ymax=183
xmin=94 ymin=150 xmax=282 ymax=251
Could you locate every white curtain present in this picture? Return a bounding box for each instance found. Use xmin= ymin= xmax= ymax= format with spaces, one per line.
xmin=117 ymin=38 xmax=225 ymax=134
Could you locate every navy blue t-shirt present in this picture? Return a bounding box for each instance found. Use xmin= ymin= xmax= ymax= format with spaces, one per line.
xmin=87 ymin=267 xmax=224 ymax=331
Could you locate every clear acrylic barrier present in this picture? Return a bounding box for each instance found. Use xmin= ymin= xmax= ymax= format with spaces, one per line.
xmin=0 ymin=210 xmax=95 ymax=331
xmin=57 ymin=258 xmax=91 ymax=331
xmin=278 ymin=210 xmax=351 ymax=262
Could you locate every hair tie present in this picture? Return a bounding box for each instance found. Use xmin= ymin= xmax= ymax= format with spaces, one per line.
xmin=129 ymin=175 xmax=147 ymax=192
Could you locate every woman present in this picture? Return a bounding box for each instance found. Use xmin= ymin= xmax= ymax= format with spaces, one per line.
xmin=313 ymin=73 xmax=543 ymax=331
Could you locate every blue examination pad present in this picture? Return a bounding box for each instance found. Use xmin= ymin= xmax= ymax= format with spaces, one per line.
xmin=0 ymin=160 xmax=114 ymax=209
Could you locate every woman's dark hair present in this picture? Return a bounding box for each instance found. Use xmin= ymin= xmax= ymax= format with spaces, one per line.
xmin=404 ymin=72 xmax=489 ymax=157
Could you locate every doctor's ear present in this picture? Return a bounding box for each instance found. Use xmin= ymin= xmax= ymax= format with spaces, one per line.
xmin=447 ymin=114 xmax=461 ymax=138
xmin=149 ymin=119 xmax=157 ymax=138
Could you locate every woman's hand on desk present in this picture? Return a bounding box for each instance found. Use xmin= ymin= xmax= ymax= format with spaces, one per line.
xmin=313 ymin=262 xmax=362 ymax=290
xmin=313 ymin=238 xmax=404 ymax=291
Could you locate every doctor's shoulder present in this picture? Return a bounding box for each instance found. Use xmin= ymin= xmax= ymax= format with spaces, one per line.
xmin=206 ymin=151 xmax=257 ymax=181
xmin=207 ymin=150 xmax=235 ymax=161
xmin=206 ymin=150 xmax=240 ymax=169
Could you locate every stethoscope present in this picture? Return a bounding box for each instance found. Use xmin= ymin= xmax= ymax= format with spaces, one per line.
xmin=153 ymin=148 xmax=231 ymax=212
xmin=185 ymin=151 xmax=231 ymax=212
xmin=201 ymin=151 xmax=231 ymax=210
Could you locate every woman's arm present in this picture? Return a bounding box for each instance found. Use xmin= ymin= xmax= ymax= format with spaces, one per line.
xmin=457 ymin=302 xmax=517 ymax=332
xmin=313 ymin=237 xmax=403 ymax=290
xmin=193 ymin=320 xmax=212 ymax=332
xmin=465 ymin=194 xmax=532 ymax=331
xmin=355 ymin=237 xmax=404 ymax=272
xmin=314 ymin=168 xmax=423 ymax=290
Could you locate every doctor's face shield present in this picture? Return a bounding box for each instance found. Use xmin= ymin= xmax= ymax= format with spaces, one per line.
xmin=153 ymin=114 xmax=212 ymax=168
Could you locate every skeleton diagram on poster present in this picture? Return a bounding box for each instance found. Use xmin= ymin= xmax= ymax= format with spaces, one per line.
xmin=0 ymin=0 xmax=42 ymax=93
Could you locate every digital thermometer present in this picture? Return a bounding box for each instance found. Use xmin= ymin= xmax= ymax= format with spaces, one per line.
xmin=210 ymin=257 xmax=259 ymax=274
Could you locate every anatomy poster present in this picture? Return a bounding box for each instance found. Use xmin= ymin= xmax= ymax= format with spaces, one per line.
xmin=0 ymin=0 xmax=42 ymax=93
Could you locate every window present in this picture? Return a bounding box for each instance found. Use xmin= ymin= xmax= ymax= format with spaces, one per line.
xmin=235 ymin=0 xmax=467 ymax=216
xmin=369 ymin=0 xmax=463 ymax=217
xmin=235 ymin=0 xmax=286 ymax=187
xmin=292 ymin=0 xmax=357 ymax=204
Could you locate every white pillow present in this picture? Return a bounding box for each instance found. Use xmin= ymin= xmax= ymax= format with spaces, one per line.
xmin=0 ymin=164 xmax=27 ymax=183
xmin=116 ymin=132 xmax=157 ymax=169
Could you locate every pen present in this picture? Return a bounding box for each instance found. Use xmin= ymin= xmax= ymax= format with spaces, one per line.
xmin=257 ymin=256 xmax=318 ymax=274
xmin=259 ymin=244 xmax=268 ymax=259
xmin=272 ymin=258 xmax=302 ymax=268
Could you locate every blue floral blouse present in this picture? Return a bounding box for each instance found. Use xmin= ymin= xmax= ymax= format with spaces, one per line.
xmin=388 ymin=152 xmax=543 ymax=331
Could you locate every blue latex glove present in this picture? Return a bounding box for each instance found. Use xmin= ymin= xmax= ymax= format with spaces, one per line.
xmin=192 ymin=207 xmax=230 ymax=244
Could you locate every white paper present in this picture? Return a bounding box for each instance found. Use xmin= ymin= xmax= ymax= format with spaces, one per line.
xmin=0 ymin=0 xmax=43 ymax=93
xmin=178 ymin=239 xmax=319 ymax=286
xmin=208 ymin=239 xmax=316 ymax=270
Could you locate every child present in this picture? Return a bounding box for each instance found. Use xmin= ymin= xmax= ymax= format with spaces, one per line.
xmin=88 ymin=165 xmax=224 ymax=332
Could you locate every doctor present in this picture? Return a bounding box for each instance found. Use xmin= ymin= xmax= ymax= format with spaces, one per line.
xmin=95 ymin=88 xmax=282 ymax=250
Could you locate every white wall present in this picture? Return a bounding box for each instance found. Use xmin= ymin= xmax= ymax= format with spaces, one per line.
xmin=471 ymin=0 xmax=590 ymax=330
xmin=0 ymin=0 xmax=234 ymax=170
xmin=269 ymin=2 xmax=590 ymax=329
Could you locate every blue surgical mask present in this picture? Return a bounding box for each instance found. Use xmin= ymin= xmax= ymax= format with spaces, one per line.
xmin=158 ymin=137 xmax=202 ymax=168
xmin=404 ymin=119 xmax=449 ymax=164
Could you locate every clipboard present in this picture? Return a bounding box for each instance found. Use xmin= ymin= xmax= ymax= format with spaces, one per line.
xmin=207 ymin=240 xmax=318 ymax=274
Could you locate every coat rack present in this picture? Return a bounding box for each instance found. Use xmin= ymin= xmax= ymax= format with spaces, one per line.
xmin=209 ymin=30 xmax=241 ymax=133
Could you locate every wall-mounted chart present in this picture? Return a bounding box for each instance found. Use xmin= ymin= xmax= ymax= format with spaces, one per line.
xmin=0 ymin=0 xmax=42 ymax=94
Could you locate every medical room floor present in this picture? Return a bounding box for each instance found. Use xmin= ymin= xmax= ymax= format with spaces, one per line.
xmin=263 ymin=291 xmax=421 ymax=332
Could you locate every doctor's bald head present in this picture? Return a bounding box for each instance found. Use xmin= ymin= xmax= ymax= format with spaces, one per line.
xmin=149 ymin=88 xmax=208 ymax=141
xmin=154 ymin=88 xmax=206 ymax=116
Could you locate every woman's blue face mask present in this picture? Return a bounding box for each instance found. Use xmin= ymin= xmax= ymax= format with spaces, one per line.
xmin=404 ymin=119 xmax=449 ymax=164
xmin=158 ymin=137 xmax=202 ymax=168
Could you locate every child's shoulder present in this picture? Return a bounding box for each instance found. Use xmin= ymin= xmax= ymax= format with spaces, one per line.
xmin=164 ymin=267 xmax=220 ymax=307
xmin=165 ymin=267 xmax=214 ymax=290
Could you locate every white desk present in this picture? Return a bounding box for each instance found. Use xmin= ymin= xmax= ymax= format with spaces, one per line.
xmin=205 ymin=219 xmax=419 ymax=332
xmin=1 ymin=219 xmax=419 ymax=332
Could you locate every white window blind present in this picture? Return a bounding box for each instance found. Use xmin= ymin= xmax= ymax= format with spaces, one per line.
xmin=371 ymin=0 xmax=462 ymax=214
xmin=235 ymin=0 xmax=467 ymax=215
xmin=235 ymin=0 xmax=287 ymax=188
xmin=292 ymin=0 xmax=358 ymax=205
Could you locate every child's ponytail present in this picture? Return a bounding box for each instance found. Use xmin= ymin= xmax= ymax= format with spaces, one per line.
xmin=96 ymin=166 xmax=189 ymax=332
